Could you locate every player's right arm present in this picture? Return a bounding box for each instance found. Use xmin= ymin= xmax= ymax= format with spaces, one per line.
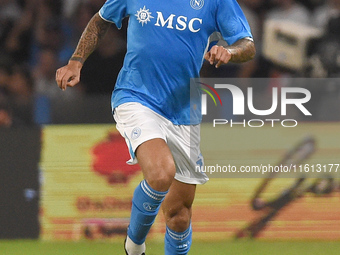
xmin=56 ymin=13 xmax=111 ymax=91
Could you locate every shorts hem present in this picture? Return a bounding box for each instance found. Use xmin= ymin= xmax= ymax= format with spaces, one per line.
xmin=174 ymin=173 xmax=209 ymax=185
xmin=127 ymin=134 xmax=167 ymax=165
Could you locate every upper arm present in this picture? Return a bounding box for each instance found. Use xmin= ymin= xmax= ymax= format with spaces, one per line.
xmin=99 ymin=0 xmax=128 ymax=29
xmin=216 ymin=0 xmax=253 ymax=45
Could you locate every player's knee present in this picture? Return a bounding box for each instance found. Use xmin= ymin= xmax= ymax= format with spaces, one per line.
xmin=147 ymin=170 xmax=175 ymax=191
xmin=145 ymin=159 xmax=176 ymax=191
xmin=167 ymin=214 xmax=191 ymax=233
xmin=165 ymin=207 xmax=191 ymax=232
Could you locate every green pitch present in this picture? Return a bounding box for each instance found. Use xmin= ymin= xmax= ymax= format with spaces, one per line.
xmin=1 ymin=240 xmax=340 ymax=255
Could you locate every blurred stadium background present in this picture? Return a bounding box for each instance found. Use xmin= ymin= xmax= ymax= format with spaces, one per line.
xmin=1 ymin=0 xmax=340 ymax=254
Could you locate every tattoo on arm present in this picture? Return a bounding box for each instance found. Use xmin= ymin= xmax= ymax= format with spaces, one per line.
xmin=225 ymin=38 xmax=256 ymax=63
xmin=70 ymin=13 xmax=111 ymax=65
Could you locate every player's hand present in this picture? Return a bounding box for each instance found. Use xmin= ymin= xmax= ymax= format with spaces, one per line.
xmin=55 ymin=60 xmax=82 ymax=91
xmin=204 ymin=45 xmax=232 ymax=68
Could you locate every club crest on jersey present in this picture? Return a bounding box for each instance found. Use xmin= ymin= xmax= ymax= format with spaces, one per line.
xmin=190 ymin=0 xmax=204 ymax=10
xmin=135 ymin=6 xmax=154 ymax=26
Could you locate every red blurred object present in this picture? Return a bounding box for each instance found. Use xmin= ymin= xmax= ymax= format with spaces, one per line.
xmin=92 ymin=132 xmax=140 ymax=184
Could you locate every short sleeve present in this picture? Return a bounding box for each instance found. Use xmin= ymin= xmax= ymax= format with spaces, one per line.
xmin=99 ymin=0 xmax=127 ymax=29
xmin=216 ymin=0 xmax=253 ymax=45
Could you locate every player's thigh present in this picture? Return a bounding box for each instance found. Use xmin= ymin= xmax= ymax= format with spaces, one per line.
xmin=167 ymin=124 xmax=208 ymax=185
xmin=114 ymin=103 xmax=176 ymax=190
xmin=136 ymin=138 xmax=176 ymax=191
xmin=162 ymin=179 xmax=196 ymax=231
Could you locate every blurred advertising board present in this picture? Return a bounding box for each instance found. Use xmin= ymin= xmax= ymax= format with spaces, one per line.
xmin=40 ymin=125 xmax=139 ymax=240
xmin=40 ymin=123 xmax=340 ymax=241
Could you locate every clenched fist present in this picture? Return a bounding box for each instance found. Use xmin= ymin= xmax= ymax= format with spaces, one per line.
xmin=204 ymin=45 xmax=233 ymax=68
xmin=55 ymin=60 xmax=83 ymax=91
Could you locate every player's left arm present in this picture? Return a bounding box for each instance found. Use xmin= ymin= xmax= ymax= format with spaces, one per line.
xmin=205 ymin=37 xmax=256 ymax=68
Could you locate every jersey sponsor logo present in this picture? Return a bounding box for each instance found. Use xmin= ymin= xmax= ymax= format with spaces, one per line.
xmin=190 ymin=0 xmax=204 ymax=10
xmin=135 ymin=6 xmax=154 ymax=26
xmin=135 ymin=7 xmax=202 ymax=33
xmin=155 ymin=12 xmax=202 ymax=32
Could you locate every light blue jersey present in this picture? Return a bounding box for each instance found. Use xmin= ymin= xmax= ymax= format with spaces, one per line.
xmin=99 ymin=0 xmax=252 ymax=125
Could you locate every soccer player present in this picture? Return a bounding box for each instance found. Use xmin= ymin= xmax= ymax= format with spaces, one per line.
xmin=56 ymin=0 xmax=255 ymax=254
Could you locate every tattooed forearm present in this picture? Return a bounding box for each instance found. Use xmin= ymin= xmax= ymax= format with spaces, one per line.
xmin=70 ymin=13 xmax=111 ymax=65
xmin=225 ymin=38 xmax=256 ymax=63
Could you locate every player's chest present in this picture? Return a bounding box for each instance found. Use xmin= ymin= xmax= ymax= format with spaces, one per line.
xmin=127 ymin=0 xmax=214 ymax=33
